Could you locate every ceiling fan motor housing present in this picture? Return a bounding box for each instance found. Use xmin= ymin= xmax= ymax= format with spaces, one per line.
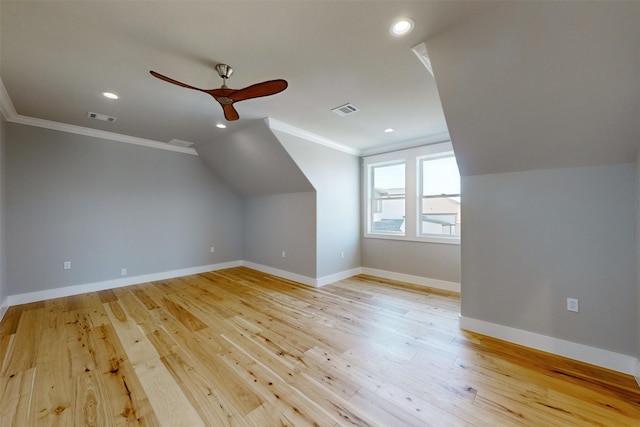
xmin=216 ymin=64 xmax=233 ymax=79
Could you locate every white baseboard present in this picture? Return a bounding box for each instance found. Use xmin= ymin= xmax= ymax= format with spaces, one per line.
xmin=241 ymin=261 xmax=318 ymax=287
xmin=241 ymin=263 xmax=365 ymax=288
xmin=635 ymin=359 xmax=640 ymax=389
xmin=5 ymin=261 xmax=242 ymax=307
xmin=1 ymin=262 xmax=452 ymax=308
xmin=361 ymin=267 xmax=461 ymax=293
xmin=316 ymin=267 xmax=362 ymax=287
xmin=0 ymin=297 xmax=8 ymax=324
xmin=460 ymin=315 xmax=637 ymax=376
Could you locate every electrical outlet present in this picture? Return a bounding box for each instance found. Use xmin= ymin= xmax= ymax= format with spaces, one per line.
xmin=340 ymin=251 xmax=344 ymax=259
xmin=210 ymin=246 xmax=215 ymax=253
xmin=282 ymin=251 xmax=286 ymax=258
xmin=567 ymin=298 xmax=579 ymax=312
xmin=121 ymin=268 xmax=127 ymax=276
xmin=63 ymin=261 xmax=71 ymax=270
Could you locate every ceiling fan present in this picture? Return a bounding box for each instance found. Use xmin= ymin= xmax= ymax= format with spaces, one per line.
xmin=150 ymin=64 xmax=288 ymax=121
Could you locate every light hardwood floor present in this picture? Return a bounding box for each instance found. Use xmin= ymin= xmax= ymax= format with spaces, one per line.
xmin=1 ymin=267 xmax=639 ymax=426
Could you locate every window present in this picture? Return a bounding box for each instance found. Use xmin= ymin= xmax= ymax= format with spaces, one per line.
xmin=364 ymin=142 xmax=460 ymax=244
xmin=370 ymin=162 xmax=405 ymax=235
xmin=420 ymin=154 xmax=461 ymax=237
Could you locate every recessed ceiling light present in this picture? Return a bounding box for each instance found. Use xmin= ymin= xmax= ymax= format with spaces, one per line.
xmin=390 ymin=18 xmax=415 ymax=36
xmin=216 ymin=123 xmax=226 ymax=129
xmin=102 ymin=92 xmax=119 ymax=100
xmin=384 ymin=128 xmax=394 ymax=133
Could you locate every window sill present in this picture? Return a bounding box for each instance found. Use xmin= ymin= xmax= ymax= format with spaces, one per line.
xmin=364 ymin=233 xmax=460 ymax=245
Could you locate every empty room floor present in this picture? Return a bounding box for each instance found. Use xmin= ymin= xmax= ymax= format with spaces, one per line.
xmin=1 ymin=267 xmax=639 ymax=426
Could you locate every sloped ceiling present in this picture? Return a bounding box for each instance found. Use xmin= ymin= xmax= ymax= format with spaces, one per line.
xmin=195 ymin=119 xmax=314 ymax=197
xmin=426 ymin=1 xmax=640 ymax=176
xmin=0 ymin=1 xmax=497 ymax=153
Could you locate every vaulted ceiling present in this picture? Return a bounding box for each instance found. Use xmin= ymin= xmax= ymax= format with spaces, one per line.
xmin=2 ymin=1 xmax=639 ymax=176
xmin=0 ymin=1 xmax=494 ymax=154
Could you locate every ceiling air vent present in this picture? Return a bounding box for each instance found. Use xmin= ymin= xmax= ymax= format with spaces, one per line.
xmin=87 ymin=111 xmax=117 ymax=123
xmin=331 ymin=103 xmax=359 ymax=117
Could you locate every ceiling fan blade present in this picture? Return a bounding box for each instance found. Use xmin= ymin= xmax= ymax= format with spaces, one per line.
xmin=230 ymin=79 xmax=288 ymax=102
xmin=151 ymin=69 xmax=285 ymax=121
xmin=150 ymin=70 xmax=205 ymax=92
xmin=222 ymin=104 xmax=240 ymax=121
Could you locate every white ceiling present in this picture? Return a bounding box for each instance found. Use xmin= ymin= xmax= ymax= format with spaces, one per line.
xmin=4 ymin=1 xmax=639 ymax=176
xmin=0 ymin=1 xmax=496 ymax=154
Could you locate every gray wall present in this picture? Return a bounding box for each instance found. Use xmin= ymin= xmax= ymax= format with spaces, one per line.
xmin=359 ymin=144 xmax=462 ymax=284
xmin=461 ymin=163 xmax=637 ymax=356
xmin=362 ymin=239 xmax=460 ymax=284
xmin=243 ymin=192 xmax=316 ymax=278
xmin=5 ymin=122 xmax=243 ymax=295
xmin=0 ymin=116 xmax=6 ymax=308
xmin=272 ymin=130 xmax=361 ymax=278
xmin=196 ymin=120 xmax=320 ymax=279
xmin=637 ymin=153 xmax=640 ymax=369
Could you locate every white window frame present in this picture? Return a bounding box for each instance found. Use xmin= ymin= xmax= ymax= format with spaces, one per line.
xmin=368 ymin=160 xmax=406 ymax=237
xmin=363 ymin=142 xmax=460 ymax=245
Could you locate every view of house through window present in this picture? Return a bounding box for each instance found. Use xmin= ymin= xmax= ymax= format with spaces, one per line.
xmin=420 ymin=154 xmax=461 ymax=236
xmin=371 ymin=162 xmax=405 ymax=234
xmin=364 ymin=142 xmax=460 ymax=244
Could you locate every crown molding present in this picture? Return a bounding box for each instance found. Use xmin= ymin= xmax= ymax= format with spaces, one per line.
xmin=8 ymin=114 xmax=198 ymax=155
xmin=360 ymin=132 xmax=451 ymax=157
xmin=266 ymin=118 xmax=451 ymax=159
xmin=266 ymin=117 xmax=361 ymax=156
xmin=2 ymin=77 xmax=448 ymax=159
xmin=411 ymin=42 xmax=434 ymax=78
xmin=0 ymin=78 xmax=19 ymax=120
xmin=0 ymin=78 xmax=197 ymax=156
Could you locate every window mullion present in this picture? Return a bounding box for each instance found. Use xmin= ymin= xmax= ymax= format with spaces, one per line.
xmin=404 ymin=156 xmax=417 ymax=238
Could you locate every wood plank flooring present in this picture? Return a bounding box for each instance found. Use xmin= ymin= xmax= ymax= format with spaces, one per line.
xmin=1 ymin=266 xmax=639 ymax=426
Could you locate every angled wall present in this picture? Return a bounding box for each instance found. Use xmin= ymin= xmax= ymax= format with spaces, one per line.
xmin=271 ymin=125 xmax=361 ymax=280
xmin=428 ymin=2 xmax=640 ymax=177
xmin=196 ymin=119 xmax=361 ymax=283
xmin=195 ymin=120 xmax=314 ymax=197
xmin=426 ymin=2 xmax=640 ymax=372
xmin=196 ymin=120 xmax=318 ymax=279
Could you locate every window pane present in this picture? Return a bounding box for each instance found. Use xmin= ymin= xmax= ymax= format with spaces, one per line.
xmin=421 ymin=155 xmax=460 ymax=237
xmin=371 ymin=163 xmax=405 ymax=234
xmin=422 ymin=156 xmax=460 ymax=196
xmin=421 ymin=196 xmax=461 ymax=236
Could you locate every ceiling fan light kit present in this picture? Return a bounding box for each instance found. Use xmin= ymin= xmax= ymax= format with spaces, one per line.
xmin=150 ymin=64 xmax=287 ymax=121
